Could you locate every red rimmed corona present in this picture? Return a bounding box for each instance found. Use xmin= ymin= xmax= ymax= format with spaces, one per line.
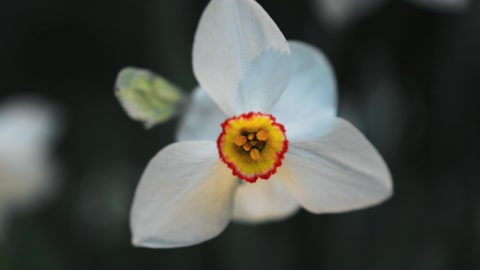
xmin=217 ymin=112 xmax=288 ymax=183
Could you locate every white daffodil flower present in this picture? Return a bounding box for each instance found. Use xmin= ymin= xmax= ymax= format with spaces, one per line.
xmin=0 ymin=97 xmax=59 ymax=235
xmin=129 ymin=0 xmax=392 ymax=248
xmin=313 ymin=0 xmax=470 ymax=28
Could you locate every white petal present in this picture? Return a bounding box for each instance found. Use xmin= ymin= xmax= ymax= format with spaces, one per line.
xmin=232 ymin=178 xmax=299 ymax=224
xmin=278 ymin=118 xmax=392 ymax=214
xmin=176 ymin=87 xmax=227 ymax=142
xmin=130 ymin=141 xmax=237 ymax=248
xmin=235 ymin=49 xmax=291 ymax=114
xmin=193 ymin=0 xmax=290 ymax=116
xmin=272 ymin=41 xmax=337 ymax=142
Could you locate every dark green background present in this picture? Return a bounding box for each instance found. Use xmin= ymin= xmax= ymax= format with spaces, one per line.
xmin=0 ymin=0 xmax=479 ymax=269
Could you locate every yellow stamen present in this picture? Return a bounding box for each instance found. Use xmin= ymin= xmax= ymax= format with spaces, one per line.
xmin=249 ymin=148 xmax=261 ymax=160
xmin=243 ymin=143 xmax=252 ymax=151
xmin=235 ymin=135 xmax=247 ymax=146
xmin=247 ymin=133 xmax=255 ymax=140
xmin=256 ymin=129 xmax=269 ymax=141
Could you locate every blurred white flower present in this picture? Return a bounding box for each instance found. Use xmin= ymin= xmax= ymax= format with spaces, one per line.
xmin=0 ymin=97 xmax=60 ymax=235
xmin=124 ymin=0 xmax=392 ymax=248
xmin=313 ymin=0 xmax=470 ymax=28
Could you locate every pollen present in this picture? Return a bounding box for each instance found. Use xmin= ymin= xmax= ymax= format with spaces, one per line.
xmin=256 ymin=129 xmax=269 ymax=141
xmin=235 ymin=135 xmax=247 ymax=146
xmin=217 ymin=112 xmax=288 ymax=183
xmin=249 ymin=148 xmax=261 ymax=160
xmin=242 ymin=143 xmax=253 ymax=151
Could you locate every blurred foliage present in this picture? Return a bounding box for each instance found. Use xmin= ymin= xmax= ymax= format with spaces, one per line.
xmin=115 ymin=67 xmax=185 ymax=129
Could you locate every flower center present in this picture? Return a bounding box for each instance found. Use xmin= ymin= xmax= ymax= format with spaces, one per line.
xmin=217 ymin=112 xmax=288 ymax=183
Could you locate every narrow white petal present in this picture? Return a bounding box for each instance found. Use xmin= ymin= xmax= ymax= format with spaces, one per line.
xmin=130 ymin=141 xmax=237 ymax=248
xmin=278 ymin=118 xmax=392 ymax=214
xmin=193 ymin=0 xmax=290 ymax=116
xmin=176 ymin=87 xmax=227 ymax=141
xmin=272 ymin=41 xmax=337 ymax=142
xmin=232 ymin=177 xmax=299 ymax=224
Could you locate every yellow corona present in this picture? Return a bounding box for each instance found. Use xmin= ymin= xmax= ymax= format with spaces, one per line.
xmin=217 ymin=112 xmax=288 ymax=183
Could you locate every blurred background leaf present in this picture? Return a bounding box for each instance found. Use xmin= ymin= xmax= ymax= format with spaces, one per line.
xmin=115 ymin=67 xmax=185 ymax=129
